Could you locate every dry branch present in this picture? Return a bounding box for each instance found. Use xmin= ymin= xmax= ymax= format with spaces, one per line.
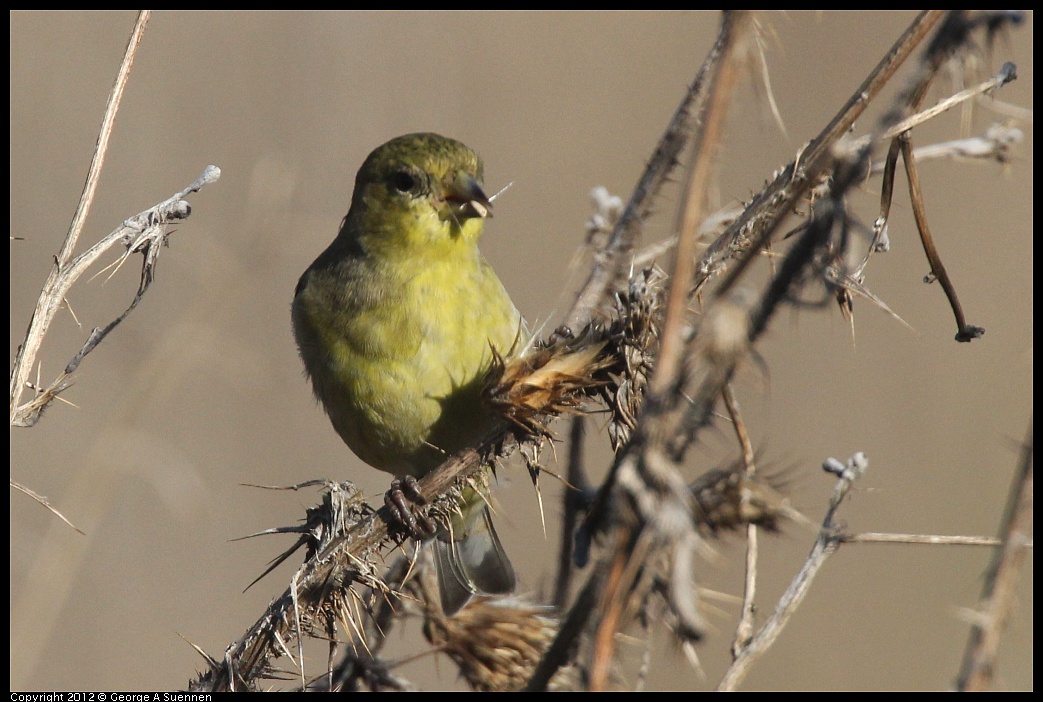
xmin=9 ymin=11 xmax=221 ymax=536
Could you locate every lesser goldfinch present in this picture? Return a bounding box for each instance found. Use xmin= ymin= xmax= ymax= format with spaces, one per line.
xmin=292 ymin=133 xmax=521 ymax=613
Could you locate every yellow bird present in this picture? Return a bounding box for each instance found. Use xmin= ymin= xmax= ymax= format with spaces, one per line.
xmin=292 ymin=133 xmax=521 ymax=613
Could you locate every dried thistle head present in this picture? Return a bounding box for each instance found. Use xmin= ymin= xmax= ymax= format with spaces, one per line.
xmin=304 ymin=480 xmax=374 ymax=554
xmin=422 ymin=595 xmax=568 ymax=691
xmin=241 ymin=480 xmax=376 ymax=591
xmin=480 ymin=264 xmax=664 ymax=461
xmin=601 ymin=267 xmax=665 ymax=450
xmin=690 ymin=464 xmax=806 ymax=535
xmin=294 ymin=483 xmax=394 ymax=643
xmin=485 ymin=331 xmax=613 ymax=438
xmin=219 ymin=481 xmax=396 ymax=691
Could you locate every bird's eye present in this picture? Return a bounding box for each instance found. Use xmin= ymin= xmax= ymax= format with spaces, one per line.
xmin=390 ymin=170 xmax=417 ymax=193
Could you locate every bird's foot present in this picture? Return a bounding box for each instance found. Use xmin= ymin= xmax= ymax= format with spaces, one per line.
xmin=384 ymin=476 xmax=437 ymax=539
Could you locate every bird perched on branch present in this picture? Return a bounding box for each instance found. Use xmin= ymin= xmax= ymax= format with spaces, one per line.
xmin=292 ymin=133 xmax=521 ymax=613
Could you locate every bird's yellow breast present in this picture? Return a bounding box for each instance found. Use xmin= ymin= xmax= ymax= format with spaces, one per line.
xmin=293 ymin=239 xmax=521 ymax=477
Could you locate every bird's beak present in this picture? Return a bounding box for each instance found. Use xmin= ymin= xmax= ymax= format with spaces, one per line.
xmin=445 ymin=172 xmax=494 ymax=219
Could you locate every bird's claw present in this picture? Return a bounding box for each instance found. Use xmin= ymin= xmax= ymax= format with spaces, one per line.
xmin=384 ymin=476 xmax=437 ymax=538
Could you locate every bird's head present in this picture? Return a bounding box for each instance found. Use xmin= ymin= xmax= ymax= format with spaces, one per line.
xmin=347 ymin=133 xmax=494 ymax=254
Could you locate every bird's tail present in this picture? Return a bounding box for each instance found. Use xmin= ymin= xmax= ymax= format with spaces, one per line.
xmin=434 ymin=503 xmax=516 ymax=615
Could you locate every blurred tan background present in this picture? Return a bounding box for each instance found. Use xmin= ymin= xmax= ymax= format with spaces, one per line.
xmin=10 ymin=11 xmax=1032 ymax=691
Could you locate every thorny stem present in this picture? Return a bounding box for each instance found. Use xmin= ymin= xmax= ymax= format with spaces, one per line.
xmin=649 ymin=11 xmax=749 ymax=400
xmin=561 ymin=8 xmax=735 ymax=334
xmin=699 ymin=11 xmax=945 ymax=300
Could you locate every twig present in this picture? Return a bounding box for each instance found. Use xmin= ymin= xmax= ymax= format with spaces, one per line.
xmin=721 ymin=382 xmax=758 ymax=657
xmin=525 ymin=577 xmax=598 ymax=691
xmin=871 ymin=135 xmax=903 ymax=262
xmin=60 ymin=11 xmax=151 ymax=266
xmin=899 ymin=135 xmax=984 ymax=341
xmin=872 ymin=123 xmax=1023 ymax=170
xmin=9 ymin=9 xmax=221 ymax=430
xmin=309 ymin=558 xmax=412 ymax=691
xmin=9 ymin=165 xmax=221 ymax=428
xmin=10 ymin=10 xmax=151 ymax=424
xmin=874 ymin=12 xmax=1007 ymax=344
xmin=880 ymin=62 xmax=1018 ymax=140
xmin=193 ymin=432 xmax=518 ymax=691
xmin=839 ymin=533 xmax=1011 ymax=547
xmin=717 ymin=453 xmax=869 ymax=691
xmin=8 ymin=12 xmax=220 ymax=535
xmin=589 ymin=532 xmax=630 ymax=691
xmin=9 ymin=480 xmax=85 ymax=535
xmin=956 ymin=417 xmax=1033 ymax=691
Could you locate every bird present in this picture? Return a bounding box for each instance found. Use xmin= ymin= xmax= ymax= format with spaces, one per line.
xmin=292 ymin=133 xmax=522 ymax=614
